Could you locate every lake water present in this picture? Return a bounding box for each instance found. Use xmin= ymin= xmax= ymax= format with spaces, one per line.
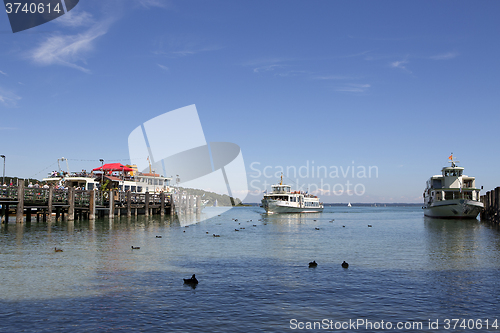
xmin=1 ymin=205 xmax=500 ymax=332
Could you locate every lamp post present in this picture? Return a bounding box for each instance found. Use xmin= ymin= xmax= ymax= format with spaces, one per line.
xmin=99 ymin=159 xmax=104 ymax=188
xmin=0 ymin=155 xmax=5 ymax=186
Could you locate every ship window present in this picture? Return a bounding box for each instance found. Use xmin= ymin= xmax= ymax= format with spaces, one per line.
xmin=432 ymin=179 xmax=442 ymax=188
xmin=118 ymin=185 xmax=123 ymax=191
xmin=436 ymin=191 xmax=442 ymax=200
xmin=88 ymin=183 xmax=94 ymax=190
xmin=125 ymin=185 xmax=130 ymax=191
xmin=137 ymin=186 xmax=142 ymax=193
xmin=131 ymin=186 xmax=136 ymax=192
xmin=154 ymin=179 xmax=158 ymax=185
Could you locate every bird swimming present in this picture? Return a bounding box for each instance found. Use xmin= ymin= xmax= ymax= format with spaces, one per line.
xmin=309 ymin=260 xmax=318 ymax=268
xmin=131 ymin=246 xmax=140 ymax=250
xmin=54 ymin=247 xmax=63 ymax=252
xmin=183 ymin=274 xmax=198 ymax=285
xmin=342 ymin=261 xmax=349 ymax=268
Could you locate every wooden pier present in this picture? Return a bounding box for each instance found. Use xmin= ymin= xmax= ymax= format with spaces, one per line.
xmin=480 ymin=187 xmax=500 ymax=223
xmin=1 ymin=180 xmax=203 ymax=223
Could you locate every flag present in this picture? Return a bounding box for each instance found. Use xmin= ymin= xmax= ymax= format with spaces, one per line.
xmin=448 ymin=155 xmax=453 ymax=160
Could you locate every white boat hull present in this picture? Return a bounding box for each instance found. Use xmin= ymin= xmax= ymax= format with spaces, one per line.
xmin=423 ymin=199 xmax=483 ymax=219
xmin=262 ymin=200 xmax=324 ymax=214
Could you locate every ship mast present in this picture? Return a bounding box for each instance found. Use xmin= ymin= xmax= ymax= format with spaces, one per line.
xmin=448 ymin=153 xmax=460 ymax=168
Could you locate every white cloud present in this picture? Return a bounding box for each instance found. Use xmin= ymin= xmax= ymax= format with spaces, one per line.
xmin=276 ymin=70 xmax=311 ymax=77
xmin=312 ymin=75 xmax=355 ymax=80
xmin=390 ymin=59 xmax=411 ymax=73
xmin=29 ymin=22 xmax=109 ymax=73
xmin=429 ymin=51 xmax=459 ymax=60
xmin=253 ymin=64 xmax=284 ymax=73
xmin=335 ymin=83 xmax=371 ymax=93
xmin=0 ymin=87 xmax=21 ymax=107
xmin=0 ymin=70 xmax=6 ymax=76
xmin=139 ymin=0 xmax=171 ymax=9
xmin=153 ymin=44 xmax=223 ymax=58
xmin=157 ymin=64 xmax=169 ymax=71
xmin=55 ymin=10 xmax=95 ymax=27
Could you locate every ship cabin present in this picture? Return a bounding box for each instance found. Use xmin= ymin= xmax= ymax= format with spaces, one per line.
xmin=42 ymin=172 xmax=99 ymax=190
xmin=104 ymin=173 xmax=172 ymax=194
xmin=426 ymin=165 xmax=480 ymax=202
xmin=268 ymin=184 xmax=292 ymax=201
xmin=267 ymin=184 xmax=321 ymax=207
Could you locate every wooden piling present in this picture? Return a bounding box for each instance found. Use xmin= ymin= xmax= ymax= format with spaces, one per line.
xmin=109 ymin=189 xmax=115 ymax=219
xmin=68 ymin=187 xmax=75 ymax=221
xmin=16 ymin=179 xmax=24 ymax=223
xmin=196 ymin=195 xmax=201 ymax=214
xmin=127 ymin=191 xmax=131 ymax=217
xmin=481 ymin=186 xmax=500 ymax=223
xmin=89 ymin=190 xmax=95 ymax=220
xmin=47 ymin=186 xmax=53 ymax=222
xmin=160 ymin=192 xmax=165 ymax=216
xmin=170 ymin=194 xmax=175 ymax=215
xmin=145 ymin=192 xmax=150 ymax=217
xmin=3 ymin=203 xmax=8 ymax=224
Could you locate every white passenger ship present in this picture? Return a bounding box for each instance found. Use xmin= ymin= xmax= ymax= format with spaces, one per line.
xmin=43 ymin=162 xmax=172 ymax=194
xmin=261 ymin=175 xmax=324 ymax=213
xmin=423 ymin=155 xmax=483 ymax=219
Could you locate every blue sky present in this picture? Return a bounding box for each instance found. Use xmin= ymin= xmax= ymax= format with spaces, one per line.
xmin=1 ymin=0 xmax=499 ymax=203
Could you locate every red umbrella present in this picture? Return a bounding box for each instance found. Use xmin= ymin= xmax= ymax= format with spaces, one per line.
xmin=92 ymin=163 xmax=133 ymax=172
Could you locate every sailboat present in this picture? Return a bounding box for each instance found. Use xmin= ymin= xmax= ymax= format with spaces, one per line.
xmin=347 ymin=202 xmax=352 ymax=207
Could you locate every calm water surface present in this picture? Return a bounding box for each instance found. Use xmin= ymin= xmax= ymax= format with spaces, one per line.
xmin=1 ymin=206 xmax=500 ymax=332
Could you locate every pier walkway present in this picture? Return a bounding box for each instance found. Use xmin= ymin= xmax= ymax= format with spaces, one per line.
xmin=1 ymin=180 xmax=201 ymax=223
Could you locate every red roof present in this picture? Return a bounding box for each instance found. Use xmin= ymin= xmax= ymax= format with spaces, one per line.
xmin=142 ymin=173 xmax=160 ymax=177
xmin=92 ymin=163 xmax=133 ymax=172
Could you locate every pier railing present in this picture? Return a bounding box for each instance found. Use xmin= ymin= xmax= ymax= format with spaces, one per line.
xmin=1 ymin=183 xmax=177 ymax=223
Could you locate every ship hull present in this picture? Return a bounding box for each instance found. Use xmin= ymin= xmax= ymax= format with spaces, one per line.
xmin=423 ymin=199 xmax=483 ymax=219
xmin=262 ymin=200 xmax=324 ymax=214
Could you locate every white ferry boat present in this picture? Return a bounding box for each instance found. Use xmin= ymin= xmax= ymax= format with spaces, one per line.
xmin=423 ymin=154 xmax=483 ymax=219
xmin=95 ymin=163 xmax=172 ymax=194
xmin=43 ymin=172 xmax=99 ymax=190
xmin=43 ymin=162 xmax=172 ymax=194
xmin=261 ymin=175 xmax=323 ymax=213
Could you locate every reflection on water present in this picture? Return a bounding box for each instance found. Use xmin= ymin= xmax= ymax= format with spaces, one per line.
xmin=1 ymin=206 xmax=500 ymax=332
